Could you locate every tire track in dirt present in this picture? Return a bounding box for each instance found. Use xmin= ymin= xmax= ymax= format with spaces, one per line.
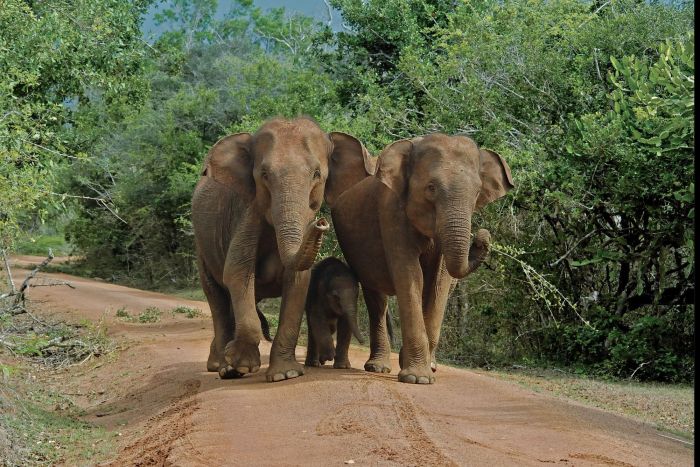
xmin=105 ymin=378 xmax=202 ymax=466
xmin=316 ymin=378 xmax=457 ymax=466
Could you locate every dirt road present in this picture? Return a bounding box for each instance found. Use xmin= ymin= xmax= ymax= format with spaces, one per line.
xmin=10 ymin=256 xmax=693 ymax=466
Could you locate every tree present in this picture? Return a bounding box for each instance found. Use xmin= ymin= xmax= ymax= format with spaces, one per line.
xmin=0 ymin=0 xmax=152 ymax=250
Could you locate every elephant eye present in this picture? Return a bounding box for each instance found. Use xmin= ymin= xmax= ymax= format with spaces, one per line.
xmin=261 ymin=170 xmax=269 ymax=180
xmin=427 ymin=183 xmax=437 ymax=194
xmin=313 ymin=169 xmax=321 ymax=180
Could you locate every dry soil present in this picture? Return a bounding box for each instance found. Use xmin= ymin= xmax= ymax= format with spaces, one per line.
xmin=8 ymin=256 xmax=694 ymax=466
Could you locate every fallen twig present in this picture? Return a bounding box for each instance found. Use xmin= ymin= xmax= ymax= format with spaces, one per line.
xmin=628 ymin=361 xmax=651 ymax=380
xmin=29 ymin=279 xmax=76 ymax=289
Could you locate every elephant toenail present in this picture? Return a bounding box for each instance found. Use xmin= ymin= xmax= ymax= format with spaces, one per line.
xmin=286 ymin=370 xmax=299 ymax=378
xmin=272 ymin=373 xmax=285 ymax=382
xmin=417 ymin=376 xmax=429 ymax=384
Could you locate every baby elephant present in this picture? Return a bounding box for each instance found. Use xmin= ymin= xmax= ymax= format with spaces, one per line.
xmin=305 ymin=257 xmax=364 ymax=368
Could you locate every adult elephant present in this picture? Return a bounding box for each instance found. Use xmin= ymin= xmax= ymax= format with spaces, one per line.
xmin=192 ymin=117 xmax=372 ymax=382
xmin=331 ymin=134 xmax=513 ymax=384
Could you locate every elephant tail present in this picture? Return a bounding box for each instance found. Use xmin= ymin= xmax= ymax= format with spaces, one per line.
xmin=257 ymin=307 xmax=273 ymax=342
xmin=386 ymin=309 xmax=395 ymax=346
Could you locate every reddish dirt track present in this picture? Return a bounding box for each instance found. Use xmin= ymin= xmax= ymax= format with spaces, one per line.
xmin=9 ymin=256 xmax=693 ymax=466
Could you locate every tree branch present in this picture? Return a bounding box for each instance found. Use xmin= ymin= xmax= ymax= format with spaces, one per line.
xmin=1 ymin=248 xmax=16 ymax=295
xmin=550 ymin=229 xmax=598 ymax=267
xmin=15 ymin=249 xmax=54 ymax=305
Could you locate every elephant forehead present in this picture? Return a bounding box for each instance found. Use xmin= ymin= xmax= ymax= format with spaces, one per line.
xmin=418 ymin=139 xmax=479 ymax=158
xmin=253 ymin=131 xmax=330 ymax=167
xmin=329 ymin=276 xmax=359 ymax=291
xmin=412 ymin=150 xmax=478 ymax=176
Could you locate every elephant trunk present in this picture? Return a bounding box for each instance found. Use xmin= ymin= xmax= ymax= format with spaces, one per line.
xmin=292 ymin=218 xmax=329 ymax=271
xmin=276 ymin=214 xmax=329 ymax=272
xmin=467 ymin=229 xmax=491 ymax=274
xmin=440 ymin=202 xmax=473 ymax=279
xmin=272 ymin=182 xmax=328 ymax=271
xmin=345 ymin=304 xmax=364 ymax=344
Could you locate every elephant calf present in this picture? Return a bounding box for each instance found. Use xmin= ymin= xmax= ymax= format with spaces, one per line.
xmin=305 ymin=257 xmax=364 ymax=368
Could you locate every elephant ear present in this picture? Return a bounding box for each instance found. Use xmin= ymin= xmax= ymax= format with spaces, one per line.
xmin=201 ymin=133 xmax=254 ymax=201
xmin=375 ymin=139 xmax=413 ymax=196
xmin=325 ymin=132 xmax=374 ymax=207
xmin=475 ymin=148 xmax=514 ymax=210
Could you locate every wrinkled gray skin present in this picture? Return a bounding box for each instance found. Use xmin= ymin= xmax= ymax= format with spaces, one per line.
xmin=191 ymin=117 xmax=372 ymax=382
xmin=331 ymin=134 xmax=514 ymax=384
xmin=305 ymin=257 xmax=364 ymax=368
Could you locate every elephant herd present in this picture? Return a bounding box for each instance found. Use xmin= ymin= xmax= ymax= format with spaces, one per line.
xmin=191 ymin=117 xmax=513 ymax=385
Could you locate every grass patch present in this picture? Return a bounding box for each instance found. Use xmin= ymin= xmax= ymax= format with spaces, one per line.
xmin=1 ymin=370 xmax=116 ymax=465
xmin=480 ymin=366 xmax=694 ymax=440
xmin=0 ymin=306 xmax=118 ymax=465
xmin=171 ymin=306 xmax=202 ymax=319
xmin=163 ymin=288 xmax=206 ymax=301
xmin=115 ymin=306 xmax=162 ymax=324
xmin=14 ymin=235 xmax=73 ymax=257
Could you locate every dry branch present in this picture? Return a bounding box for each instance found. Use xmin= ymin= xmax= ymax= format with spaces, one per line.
xmin=1 ymin=248 xmax=16 ymax=296
xmin=12 ymin=249 xmax=54 ymax=306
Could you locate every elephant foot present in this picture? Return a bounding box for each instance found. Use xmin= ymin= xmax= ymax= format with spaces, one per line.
xmin=304 ymin=357 xmax=322 ymax=367
xmin=398 ymin=366 xmax=435 ymax=384
xmin=224 ymin=339 xmax=261 ymax=375
xmin=319 ymin=351 xmax=335 ymax=365
xmin=207 ymin=339 xmax=220 ymax=372
xmin=207 ymin=353 xmax=219 ymax=372
xmin=266 ymin=359 xmax=305 ymax=382
xmin=333 ymin=358 xmax=352 ymax=369
xmin=364 ymin=358 xmax=391 ymax=374
xmin=218 ymin=364 xmax=244 ymax=379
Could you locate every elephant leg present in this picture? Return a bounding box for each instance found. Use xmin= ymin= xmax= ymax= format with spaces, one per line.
xmin=422 ymin=257 xmax=453 ymax=373
xmin=315 ymin=314 xmax=336 ymax=365
xmin=333 ymin=317 xmax=352 ymax=369
xmin=384 ymin=251 xmax=433 ymax=384
xmin=198 ymin=261 xmax=236 ymax=376
xmin=222 ymin=208 xmax=264 ymax=377
xmin=362 ymin=288 xmax=392 ymax=374
xmin=304 ymin=307 xmax=321 ymax=367
xmin=266 ymin=268 xmax=310 ymax=382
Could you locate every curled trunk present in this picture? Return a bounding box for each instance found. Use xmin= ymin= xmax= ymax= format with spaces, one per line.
xmin=441 ymin=209 xmax=473 ymax=279
xmin=272 ymin=183 xmax=329 ymax=271
xmin=276 ymin=215 xmax=329 ymax=272
xmin=466 ymin=228 xmax=491 ymax=274
xmin=292 ymin=218 xmax=329 ymax=271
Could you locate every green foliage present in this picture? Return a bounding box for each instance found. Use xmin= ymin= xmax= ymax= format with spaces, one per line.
xmin=171 ymin=305 xmax=202 ymax=318
xmin=0 ymin=0 xmax=151 ymax=250
xmin=14 ymin=234 xmax=72 ymax=257
xmin=115 ymin=306 xmax=162 ymax=323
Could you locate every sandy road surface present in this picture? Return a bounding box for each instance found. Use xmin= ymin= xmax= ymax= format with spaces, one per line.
xmin=9 ymin=256 xmax=693 ymax=466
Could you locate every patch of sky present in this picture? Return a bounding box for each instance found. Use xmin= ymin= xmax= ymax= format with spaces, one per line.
xmin=141 ymin=0 xmax=345 ymax=41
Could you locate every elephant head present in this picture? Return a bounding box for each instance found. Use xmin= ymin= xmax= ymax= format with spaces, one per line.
xmin=326 ymin=274 xmax=364 ymax=345
xmin=375 ymin=134 xmax=513 ymax=279
xmin=202 ymin=118 xmax=372 ymax=271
